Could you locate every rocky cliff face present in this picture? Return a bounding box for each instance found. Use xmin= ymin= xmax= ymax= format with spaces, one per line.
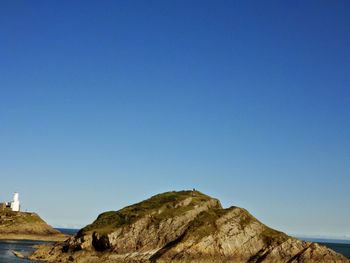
xmin=30 ymin=191 xmax=349 ymax=262
xmin=0 ymin=211 xmax=68 ymax=241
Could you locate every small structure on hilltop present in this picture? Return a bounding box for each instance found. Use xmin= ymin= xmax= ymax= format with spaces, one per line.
xmin=0 ymin=192 xmax=20 ymax=212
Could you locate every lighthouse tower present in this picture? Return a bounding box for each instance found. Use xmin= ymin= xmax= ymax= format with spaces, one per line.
xmin=10 ymin=192 xmax=20 ymax=212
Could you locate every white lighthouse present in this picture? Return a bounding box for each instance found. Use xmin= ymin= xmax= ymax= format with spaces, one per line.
xmin=10 ymin=192 xmax=20 ymax=212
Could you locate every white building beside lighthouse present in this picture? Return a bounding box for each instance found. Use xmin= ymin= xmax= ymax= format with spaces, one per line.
xmin=10 ymin=192 xmax=20 ymax=212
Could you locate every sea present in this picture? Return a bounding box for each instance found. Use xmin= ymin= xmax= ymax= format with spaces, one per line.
xmin=0 ymin=228 xmax=78 ymax=263
xmin=0 ymin=231 xmax=349 ymax=262
xmin=298 ymin=237 xmax=350 ymax=259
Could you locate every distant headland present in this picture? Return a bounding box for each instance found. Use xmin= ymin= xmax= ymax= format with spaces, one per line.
xmin=0 ymin=193 xmax=68 ymax=242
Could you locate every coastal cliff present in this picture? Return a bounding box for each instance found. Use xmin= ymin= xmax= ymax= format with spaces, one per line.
xmin=0 ymin=211 xmax=68 ymax=241
xmin=30 ymin=191 xmax=349 ymax=262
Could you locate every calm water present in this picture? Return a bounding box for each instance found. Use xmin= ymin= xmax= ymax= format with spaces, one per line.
xmin=0 ymin=232 xmax=349 ymax=262
xmin=0 ymin=239 xmax=47 ymax=262
xmin=0 ymin=229 xmax=78 ymax=262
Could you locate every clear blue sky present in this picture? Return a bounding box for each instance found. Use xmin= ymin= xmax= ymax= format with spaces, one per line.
xmin=1 ymin=1 xmax=349 ymax=237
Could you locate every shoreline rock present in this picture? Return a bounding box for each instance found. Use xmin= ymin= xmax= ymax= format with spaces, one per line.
xmin=12 ymin=250 xmax=25 ymax=258
xmin=0 ymin=233 xmax=68 ymax=242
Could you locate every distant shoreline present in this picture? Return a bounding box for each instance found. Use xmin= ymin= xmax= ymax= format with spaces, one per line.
xmin=54 ymin=228 xmax=79 ymax=236
xmin=0 ymin=233 xmax=69 ymax=242
xmin=296 ymin=236 xmax=350 ymax=244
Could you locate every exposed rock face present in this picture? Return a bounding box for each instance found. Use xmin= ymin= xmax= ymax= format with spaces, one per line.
xmin=30 ymin=191 xmax=349 ymax=262
xmin=0 ymin=211 xmax=68 ymax=241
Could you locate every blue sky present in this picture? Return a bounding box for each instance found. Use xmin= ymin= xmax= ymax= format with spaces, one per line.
xmin=0 ymin=1 xmax=349 ymax=237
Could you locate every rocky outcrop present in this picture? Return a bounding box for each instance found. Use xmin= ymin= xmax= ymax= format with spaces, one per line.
xmin=0 ymin=211 xmax=68 ymax=241
xmin=30 ymin=191 xmax=349 ymax=262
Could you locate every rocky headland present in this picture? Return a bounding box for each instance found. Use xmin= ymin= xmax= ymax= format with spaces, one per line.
xmin=0 ymin=210 xmax=68 ymax=241
xmin=30 ymin=190 xmax=349 ymax=262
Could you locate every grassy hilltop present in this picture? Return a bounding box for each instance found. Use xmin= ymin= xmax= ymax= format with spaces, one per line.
xmin=0 ymin=210 xmax=68 ymax=241
xmin=81 ymin=190 xmax=214 ymax=235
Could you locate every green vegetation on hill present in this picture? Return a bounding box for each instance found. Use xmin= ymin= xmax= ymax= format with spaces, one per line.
xmin=79 ymin=190 xmax=289 ymax=247
xmin=0 ymin=211 xmax=43 ymax=227
xmin=185 ymin=207 xmax=288 ymax=245
xmin=260 ymin=225 xmax=289 ymax=245
xmin=80 ymin=190 xmax=215 ymax=235
xmin=0 ymin=211 xmax=68 ymax=241
xmin=185 ymin=209 xmax=228 ymax=240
